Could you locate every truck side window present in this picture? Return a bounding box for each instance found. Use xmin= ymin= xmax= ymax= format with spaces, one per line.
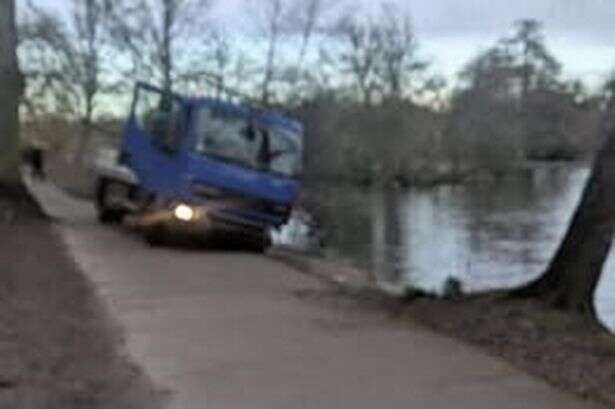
xmin=134 ymin=87 xmax=181 ymax=151
xmin=135 ymin=88 xmax=161 ymax=132
xmin=135 ymin=88 xmax=179 ymax=132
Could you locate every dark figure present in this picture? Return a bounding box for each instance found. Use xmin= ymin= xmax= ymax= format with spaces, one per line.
xmin=22 ymin=147 xmax=46 ymax=180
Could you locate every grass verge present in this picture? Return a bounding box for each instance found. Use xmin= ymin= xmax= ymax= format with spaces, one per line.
xmin=0 ymin=184 xmax=164 ymax=408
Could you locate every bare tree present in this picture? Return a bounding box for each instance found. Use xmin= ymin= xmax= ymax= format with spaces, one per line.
xmin=419 ymin=75 xmax=448 ymax=111
xmin=20 ymin=0 xmax=107 ymax=161
xmin=176 ymin=31 xmax=261 ymax=102
xmin=292 ymin=0 xmax=324 ymax=71
xmin=207 ymin=28 xmax=231 ymax=98
xmin=104 ymin=0 xmax=212 ymax=93
xmin=459 ymin=46 xmax=518 ymax=99
xmin=510 ymin=73 xmax=615 ymax=324
xmin=512 ymin=124 xmax=615 ymax=326
xmin=447 ymin=47 xmax=527 ymax=169
xmin=230 ymin=54 xmax=257 ymax=97
xmin=247 ymin=0 xmax=330 ymax=105
xmin=333 ymin=14 xmax=382 ymax=106
xmin=602 ymin=72 xmax=615 ymax=117
xmin=462 ymin=20 xmax=561 ymax=106
xmin=329 ymin=5 xmax=428 ymax=106
xmin=375 ymin=3 xmax=427 ymax=101
xmin=502 ymin=20 xmax=564 ymax=157
xmin=501 ymin=19 xmax=561 ymax=103
xmin=0 ymin=0 xmax=24 ymax=186
xmin=254 ymin=0 xmax=285 ymax=105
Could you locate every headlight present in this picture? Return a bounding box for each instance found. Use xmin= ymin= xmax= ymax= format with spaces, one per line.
xmin=174 ymin=204 xmax=195 ymax=221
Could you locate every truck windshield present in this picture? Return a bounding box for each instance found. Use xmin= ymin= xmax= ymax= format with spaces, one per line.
xmin=193 ymin=106 xmax=302 ymax=177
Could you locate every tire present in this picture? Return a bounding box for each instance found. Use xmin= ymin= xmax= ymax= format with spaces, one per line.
xmin=249 ymin=243 xmax=267 ymax=254
xmin=247 ymin=230 xmax=271 ymax=253
xmin=98 ymin=209 xmax=119 ymax=224
xmin=98 ymin=206 xmax=125 ymax=225
xmin=96 ymin=179 xmax=126 ymax=225
xmin=144 ymin=224 xmax=168 ymax=247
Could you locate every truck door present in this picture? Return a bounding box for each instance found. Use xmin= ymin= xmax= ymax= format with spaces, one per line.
xmin=121 ymin=83 xmax=185 ymax=197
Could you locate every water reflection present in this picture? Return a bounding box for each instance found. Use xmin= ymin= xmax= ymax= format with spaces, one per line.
xmin=298 ymin=164 xmax=615 ymax=329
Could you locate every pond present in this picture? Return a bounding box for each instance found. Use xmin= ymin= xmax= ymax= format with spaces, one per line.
xmin=276 ymin=163 xmax=615 ymax=330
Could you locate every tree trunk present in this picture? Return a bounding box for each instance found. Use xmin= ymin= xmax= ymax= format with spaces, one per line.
xmin=161 ymin=0 xmax=174 ymax=93
xmin=262 ymin=33 xmax=276 ymax=106
xmin=73 ymin=0 xmax=98 ymax=164
xmin=0 ymin=0 xmax=23 ymax=188
xmin=261 ymin=0 xmax=282 ymax=107
xmin=513 ymin=127 xmax=615 ymax=323
xmin=73 ymin=118 xmax=93 ymax=164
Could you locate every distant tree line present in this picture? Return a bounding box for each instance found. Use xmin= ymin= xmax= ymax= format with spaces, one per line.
xmin=300 ymin=18 xmax=608 ymax=186
xmin=448 ymin=20 xmax=602 ymax=167
xmin=15 ymin=1 xmax=615 ymax=184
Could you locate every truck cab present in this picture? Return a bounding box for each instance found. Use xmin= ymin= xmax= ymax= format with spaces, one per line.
xmin=96 ymin=82 xmax=303 ymax=250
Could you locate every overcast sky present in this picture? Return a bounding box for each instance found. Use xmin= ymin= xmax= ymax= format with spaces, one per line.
xmin=33 ymin=0 xmax=615 ymax=90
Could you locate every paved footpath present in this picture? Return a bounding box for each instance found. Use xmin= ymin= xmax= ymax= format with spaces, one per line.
xmin=29 ymin=180 xmax=604 ymax=409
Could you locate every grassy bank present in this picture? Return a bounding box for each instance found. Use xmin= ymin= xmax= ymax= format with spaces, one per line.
xmin=271 ymin=249 xmax=615 ymax=407
xmin=0 ymin=185 xmax=163 ymax=408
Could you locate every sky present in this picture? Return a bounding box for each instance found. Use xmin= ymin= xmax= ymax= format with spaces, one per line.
xmin=32 ymin=0 xmax=615 ymax=90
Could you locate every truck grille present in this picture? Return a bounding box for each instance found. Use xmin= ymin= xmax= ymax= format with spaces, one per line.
xmin=192 ymin=184 xmax=291 ymax=221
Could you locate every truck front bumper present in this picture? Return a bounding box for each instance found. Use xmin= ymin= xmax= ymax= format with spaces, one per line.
xmin=127 ymin=203 xmax=271 ymax=246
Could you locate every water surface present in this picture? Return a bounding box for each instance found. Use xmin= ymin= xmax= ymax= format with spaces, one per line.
xmin=280 ymin=164 xmax=615 ymax=329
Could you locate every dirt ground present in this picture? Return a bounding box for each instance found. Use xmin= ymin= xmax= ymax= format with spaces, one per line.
xmin=408 ymin=296 xmax=615 ymax=406
xmin=45 ymin=154 xmax=96 ymax=200
xmin=0 ymin=184 xmax=164 ymax=408
xmin=271 ymin=249 xmax=615 ymax=407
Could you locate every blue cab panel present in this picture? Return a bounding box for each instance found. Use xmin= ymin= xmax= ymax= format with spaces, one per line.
xmin=120 ymin=82 xmax=302 ymax=228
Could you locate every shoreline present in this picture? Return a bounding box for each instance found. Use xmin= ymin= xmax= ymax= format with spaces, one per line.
xmin=269 ymin=247 xmax=615 ymax=407
xmin=301 ymin=159 xmax=590 ymax=189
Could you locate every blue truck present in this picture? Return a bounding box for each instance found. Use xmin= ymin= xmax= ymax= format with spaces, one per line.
xmin=94 ymin=82 xmax=303 ymax=250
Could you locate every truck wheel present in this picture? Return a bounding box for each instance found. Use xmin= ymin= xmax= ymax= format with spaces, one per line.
xmin=248 ymin=231 xmax=271 ymax=253
xmin=250 ymin=243 xmax=267 ymax=254
xmin=98 ymin=209 xmax=120 ymax=224
xmin=98 ymin=206 xmax=124 ymax=225
xmin=96 ymin=179 xmax=125 ymax=225
xmin=144 ymin=224 xmax=168 ymax=247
